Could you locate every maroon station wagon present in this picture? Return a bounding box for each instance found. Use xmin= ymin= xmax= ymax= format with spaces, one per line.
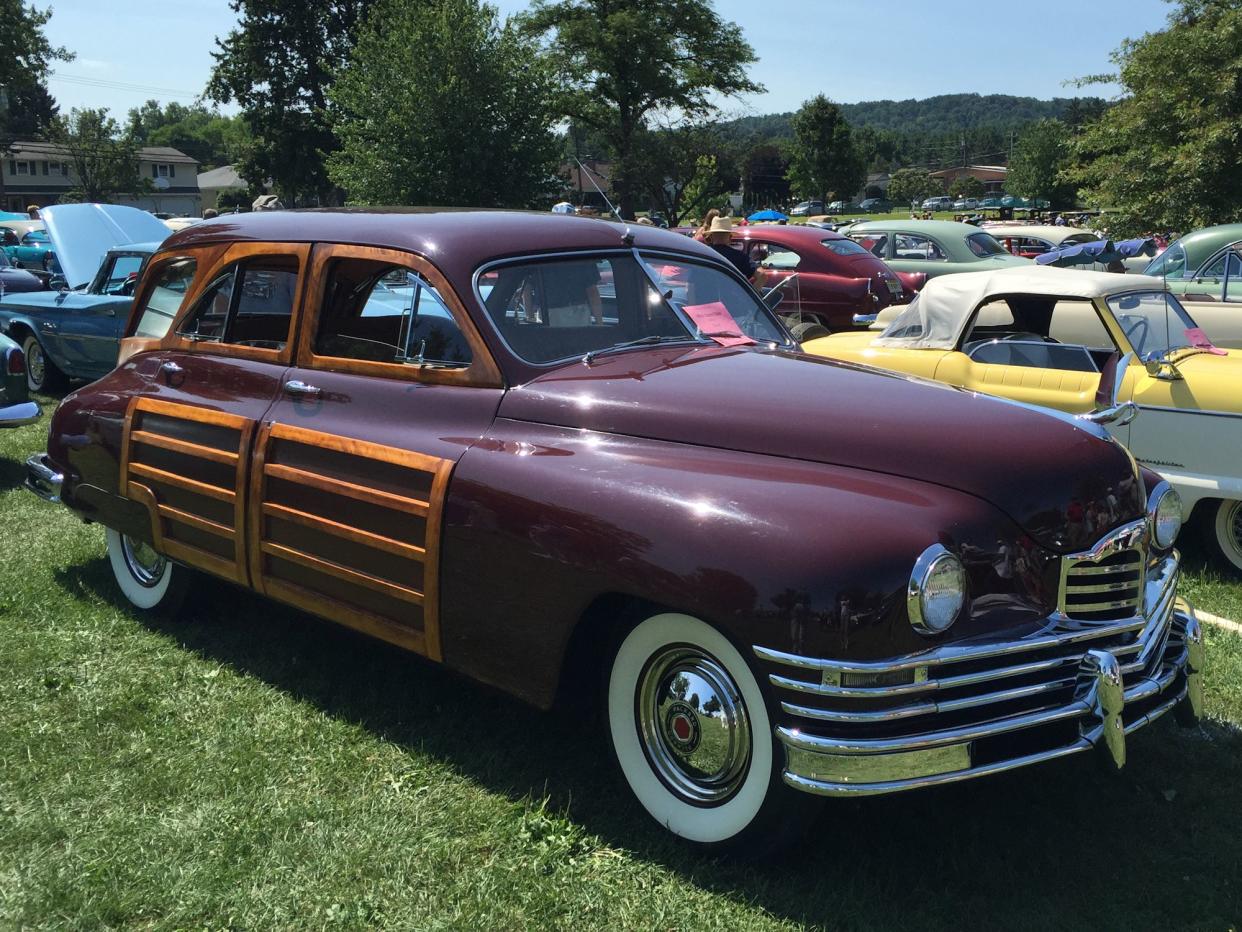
xmin=26 ymin=210 xmax=1203 ymax=852
xmin=732 ymin=225 xmax=911 ymax=339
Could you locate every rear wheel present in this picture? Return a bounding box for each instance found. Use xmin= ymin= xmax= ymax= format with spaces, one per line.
xmin=1211 ymin=499 xmax=1242 ymax=574
xmin=606 ymin=612 xmax=818 ymax=853
xmin=788 ymin=320 xmax=831 ymax=342
xmin=105 ymin=528 xmax=191 ymax=614
xmin=21 ymin=334 xmax=66 ymax=393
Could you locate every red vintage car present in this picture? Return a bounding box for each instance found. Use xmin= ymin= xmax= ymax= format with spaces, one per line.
xmin=733 ymin=225 xmax=913 ymax=337
xmin=26 ymin=210 xmax=1202 ymax=853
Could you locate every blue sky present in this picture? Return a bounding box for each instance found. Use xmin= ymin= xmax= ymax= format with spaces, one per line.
xmin=43 ymin=0 xmax=1173 ymax=119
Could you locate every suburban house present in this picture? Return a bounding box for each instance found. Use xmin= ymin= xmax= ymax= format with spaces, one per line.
xmin=1 ymin=141 xmax=201 ymax=216
xmin=197 ymin=164 xmax=253 ymax=212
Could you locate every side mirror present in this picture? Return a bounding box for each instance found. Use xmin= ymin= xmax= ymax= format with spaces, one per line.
xmin=1143 ymin=350 xmax=1182 ymax=381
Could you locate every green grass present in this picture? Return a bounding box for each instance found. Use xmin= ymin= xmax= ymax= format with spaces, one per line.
xmin=2 ymin=394 xmax=1242 ymax=929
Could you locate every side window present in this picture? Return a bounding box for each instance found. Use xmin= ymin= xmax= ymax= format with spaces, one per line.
xmin=755 ymin=244 xmax=801 ymax=271
xmin=176 ymin=256 xmax=299 ymax=350
xmin=132 ymin=257 xmax=198 ymax=339
xmin=1199 ymin=248 xmax=1242 ymax=280
xmin=490 ymin=258 xmax=615 ymax=330
xmin=850 ymin=233 xmax=888 ymax=258
xmin=894 ymin=234 xmax=946 ymax=261
xmin=315 ymin=259 xmax=472 ymax=367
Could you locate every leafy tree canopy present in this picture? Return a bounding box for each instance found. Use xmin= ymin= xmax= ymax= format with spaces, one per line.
xmin=520 ymin=0 xmax=760 ymax=217
xmin=207 ymin=0 xmax=374 ymax=204
xmin=1008 ymin=119 xmax=1076 ymax=207
xmin=51 ymin=108 xmax=147 ymax=203
xmin=787 ymin=95 xmax=865 ymax=203
xmin=0 ymin=1 xmax=72 ymax=139
xmin=886 ymin=168 xmax=938 ymax=205
xmin=1070 ymin=0 xmax=1242 ymax=234
xmin=329 ymin=0 xmax=560 ymax=208
xmin=126 ymin=100 xmax=249 ymax=169
xmin=949 ymin=175 xmax=984 ymax=199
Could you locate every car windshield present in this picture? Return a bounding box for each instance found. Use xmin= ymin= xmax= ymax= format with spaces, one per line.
xmin=1144 ymin=241 xmax=1186 ymax=278
xmin=821 ymin=238 xmax=870 ymax=257
xmin=477 ymin=252 xmax=789 ymax=365
xmin=965 ymin=232 xmax=1007 ymax=257
xmin=1106 ymin=291 xmax=1199 ymax=357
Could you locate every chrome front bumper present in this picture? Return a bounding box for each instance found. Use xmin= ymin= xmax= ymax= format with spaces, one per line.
xmin=0 ymin=400 xmax=40 ymax=428
xmin=754 ymin=553 xmax=1204 ymax=797
xmin=24 ymin=452 xmax=63 ymax=504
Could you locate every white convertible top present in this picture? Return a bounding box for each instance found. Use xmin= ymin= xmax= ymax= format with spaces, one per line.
xmin=873 ymin=266 xmax=1168 ymax=349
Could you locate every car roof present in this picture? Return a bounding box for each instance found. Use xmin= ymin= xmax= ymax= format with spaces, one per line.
xmin=873 ymin=266 xmax=1168 ymax=350
xmin=984 ymin=225 xmax=1098 ymax=242
xmin=732 ymin=224 xmax=845 ymax=244
xmin=846 ymin=219 xmax=988 ymax=236
xmin=162 ymin=208 xmax=726 ymax=265
xmin=1173 ymin=223 xmax=1242 ymax=261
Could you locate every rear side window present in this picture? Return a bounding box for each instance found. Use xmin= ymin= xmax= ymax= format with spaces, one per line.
xmin=132 ymin=257 xmax=197 ymax=339
xmin=821 ymin=238 xmax=869 ymax=257
xmin=315 ymin=258 xmax=472 ymax=367
xmin=176 ymin=257 xmax=299 ymax=351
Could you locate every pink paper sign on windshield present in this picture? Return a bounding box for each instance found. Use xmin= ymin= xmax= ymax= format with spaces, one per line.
xmin=681 ymin=301 xmax=756 ymax=347
xmin=1184 ymin=327 xmax=1228 ymax=355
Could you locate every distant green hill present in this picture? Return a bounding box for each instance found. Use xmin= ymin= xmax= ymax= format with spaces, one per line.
xmin=722 ymin=93 xmax=1107 ymax=140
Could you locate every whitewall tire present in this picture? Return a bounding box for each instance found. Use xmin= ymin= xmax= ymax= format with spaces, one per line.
xmin=607 ymin=612 xmax=790 ymax=847
xmin=105 ymin=528 xmax=189 ymax=613
xmin=1213 ymin=499 xmax=1242 ymax=574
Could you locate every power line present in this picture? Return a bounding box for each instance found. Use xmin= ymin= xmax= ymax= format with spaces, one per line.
xmin=49 ymin=72 xmax=202 ymax=101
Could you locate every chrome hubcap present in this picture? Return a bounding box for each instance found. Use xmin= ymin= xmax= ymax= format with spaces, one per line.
xmin=637 ymin=646 xmax=751 ymax=805
xmin=121 ymin=535 xmax=167 ymax=587
xmin=26 ymin=342 xmax=44 ymax=386
xmin=1229 ymin=501 xmax=1242 ymax=556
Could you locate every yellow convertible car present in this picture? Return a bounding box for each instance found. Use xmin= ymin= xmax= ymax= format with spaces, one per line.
xmin=805 ymin=267 xmax=1242 ymax=572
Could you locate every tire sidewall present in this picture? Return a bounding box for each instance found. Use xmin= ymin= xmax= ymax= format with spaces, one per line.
xmin=21 ymin=334 xmax=45 ymax=393
xmin=105 ymin=528 xmax=175 ymax=610
xmin=607 ymin=612 xmax=774 ymax=846
xmin=1214 ymin=499 xmax=1242 ymax=573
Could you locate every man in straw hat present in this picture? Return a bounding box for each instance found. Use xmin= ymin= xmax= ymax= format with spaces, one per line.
xmin=703 ymin=216 xmax=755 ymax=280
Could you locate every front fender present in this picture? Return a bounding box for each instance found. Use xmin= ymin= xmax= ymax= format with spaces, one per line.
xmin=439 ymin=418 xmax=1053 ymax=708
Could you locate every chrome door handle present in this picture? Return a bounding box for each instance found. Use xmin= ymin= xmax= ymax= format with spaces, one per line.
xmin=284 ymin=379 xmax=321 ymax=397
xmin=160 ymin=361 xmax=183 ymax=375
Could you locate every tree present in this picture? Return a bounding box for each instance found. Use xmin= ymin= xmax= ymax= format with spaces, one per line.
xmin=1068 ymin=0 xmax=1242 ymax=234
xmin=6 ymin=81 xmax=58 ymax=137
xmin=126 ymin=100 xmax=250 ymax=169
xmin=0 ymin=0 xmax=71 ymax=130
xmin=1007 ymin=119 xmax=1075 ymax=208
xmin=886 ymin=167 xmax=937 ymax=206
xmin=207 ymin=0 xmax=374 ymax=205
xmin=949 ymin=176 xmax=984 ymax=199
xmin=630 ymin=121 xmax=737 ymax=224
xmin=329 ymin=0 xmax=559 ymax=208
xmin=787 ymin=95 xmax=865 ymax=203
xmin=740 ymin=141 xmax=790 ymax=209
xmin=519 ymin=0 xmax=761 ymax=218
xmin=51 ymin=108 xmax=147 ymax=203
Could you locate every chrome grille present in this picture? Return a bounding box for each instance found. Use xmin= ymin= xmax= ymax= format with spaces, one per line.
xmin=1059 ymin=549 xmax=1144 ymax=621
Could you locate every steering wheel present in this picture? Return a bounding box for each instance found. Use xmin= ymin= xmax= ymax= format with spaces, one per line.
xmin=1122 ymin=316 xmax=1148 ymax=350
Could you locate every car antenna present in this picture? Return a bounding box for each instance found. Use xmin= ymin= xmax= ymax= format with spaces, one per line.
xmin=574 ymin=157 xmax=632 ymax=243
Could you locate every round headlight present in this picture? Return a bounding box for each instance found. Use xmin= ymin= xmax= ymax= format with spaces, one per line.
xmin=908 ymin=544 xmax=966 ymax=636
xmin=1149 ymin=484 xmax=1183 ymax=549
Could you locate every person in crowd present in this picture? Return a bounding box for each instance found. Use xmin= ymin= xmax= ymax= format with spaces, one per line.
xmin=202 ymin=208 xmax=219 ymax=220
xmin=26 ymin=205 xmax=40 ymax=220
xmin=695 ymin=208 xmax=721 ymax=242
xmin=703 ymin=216 xmax=755 ymax=279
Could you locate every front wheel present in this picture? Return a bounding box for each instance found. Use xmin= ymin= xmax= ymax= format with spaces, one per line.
xmin=606 ymin=612 xmax=818 ymax=852
xmin=105 ymin=528 xmax=191 ymax=614
xmin=1211 ymin=499 xmax=1242 ymax=574
xmin=21 ymin=333 xmax=66 ymax=394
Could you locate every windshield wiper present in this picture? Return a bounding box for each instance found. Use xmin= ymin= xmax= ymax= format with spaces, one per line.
xmin=582 ymin=335 xmax=703 ymax=364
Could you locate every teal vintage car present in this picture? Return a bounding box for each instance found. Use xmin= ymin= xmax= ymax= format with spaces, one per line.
xmin=0 ymin=331 xmax=38 ymax=427
xmin=1141 ymin=223 xmax=1242 ymax=348
xmin=0 ymin=222 xmax=54 ymax=270
xmin=842 ymin=219 xmax=1030 ymax=296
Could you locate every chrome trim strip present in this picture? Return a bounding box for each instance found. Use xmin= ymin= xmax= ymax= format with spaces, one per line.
xmin=0 ymin=400 xmax=40 ymax=427
xmin=24 ymin=452 xmax=62 ymax=504
xmin=1136 ymin=404 xmax=1242 ymax=421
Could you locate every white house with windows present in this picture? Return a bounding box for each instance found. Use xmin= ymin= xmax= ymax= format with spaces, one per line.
xmin=2 ymin=142 xmax=201 ymax=216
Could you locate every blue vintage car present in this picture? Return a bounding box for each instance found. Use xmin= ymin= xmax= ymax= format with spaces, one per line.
xmin=0 ymin=204 xmax=169 ymax=392
xmin=0 ymin=223 xmax=54 ymax=270
xmin=0 ymin=331 xmax=39 ymax=426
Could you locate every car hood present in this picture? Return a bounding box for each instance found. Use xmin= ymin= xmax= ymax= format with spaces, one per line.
xmin=42 ymin=204 xmax=170 ymax=290
xmin=500 ymin=346 xmax=1144 ymax=553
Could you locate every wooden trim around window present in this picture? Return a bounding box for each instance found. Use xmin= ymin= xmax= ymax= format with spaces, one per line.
xmin=158 ymin=242 xmax=312 ymax=367
xmin=123 ymin=244 xmax=228 ymax=341
xmin=295 ymin=243 xmax=503 ymax=389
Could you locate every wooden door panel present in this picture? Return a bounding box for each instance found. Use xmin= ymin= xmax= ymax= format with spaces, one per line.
xmin=120 ymin=397 xmax=253 ymax=584
xmin=249 ymin=421 xmax=451 ymax=659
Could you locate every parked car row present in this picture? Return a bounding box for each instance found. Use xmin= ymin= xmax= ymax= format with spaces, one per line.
xmin=20 ymin=209 xmax=1206 ymax=855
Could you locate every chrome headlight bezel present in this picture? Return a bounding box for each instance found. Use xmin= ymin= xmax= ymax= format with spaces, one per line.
xmin=1147 ymin=481 xmax=1182 ymax=550
xmin=907 ymin=543 xmax=966 ymax=636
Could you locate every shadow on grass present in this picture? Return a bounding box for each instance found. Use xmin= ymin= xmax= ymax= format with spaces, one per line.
xmin=0 ymin=455 xmax=26 ymax=491
xmin=56 ymin=556 xmax=1242 ymax=929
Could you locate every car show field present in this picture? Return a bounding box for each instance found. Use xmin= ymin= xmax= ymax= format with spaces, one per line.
xmin=1 ymin=398 xmax=1241 ymax=929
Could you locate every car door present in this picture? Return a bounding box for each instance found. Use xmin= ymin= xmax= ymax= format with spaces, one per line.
xmin=116 ymin=242 xmax=307 ymax=588
xmin=1178 ymin=246 xmax=1242 ymax=349
xmin=249 ymin=244 xmax=505 ymax=661
xmin=48 ymin=252 xmax=147 ymax=376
